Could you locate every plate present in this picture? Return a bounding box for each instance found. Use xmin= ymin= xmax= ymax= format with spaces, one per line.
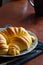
xmin=0 ymin=28 xmax=38 ymax=57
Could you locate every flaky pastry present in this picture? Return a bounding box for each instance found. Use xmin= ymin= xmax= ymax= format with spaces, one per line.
xmin=0 ymin=27 xmax=35 ymax=55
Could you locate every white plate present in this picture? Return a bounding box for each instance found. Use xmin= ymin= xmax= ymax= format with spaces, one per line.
xmin=0 ymin=28 xmax=38 ymax=57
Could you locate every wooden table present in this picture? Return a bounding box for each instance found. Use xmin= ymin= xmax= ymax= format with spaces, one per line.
xmin=0 ymin=0 xmax=43 ymax=65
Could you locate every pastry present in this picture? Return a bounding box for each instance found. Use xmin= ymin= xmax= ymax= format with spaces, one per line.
xmin=8 ymin=43 xmax=20 ymax=55
xmin=0 ymin=26 xmax=35 ymax=55
xmin=10 ymin=36 xmax=31 ymax=51
xmin=0 ymin=43 xmax=8 ymax=54
xmin=0 ymin=34 xmax=7 ymax=44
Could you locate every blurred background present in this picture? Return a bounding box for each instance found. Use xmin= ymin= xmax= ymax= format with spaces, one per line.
xmin=0 ymin=0 xmax=13 ymax=6
xmin=0 ymin=0 xmax=21 ymax=6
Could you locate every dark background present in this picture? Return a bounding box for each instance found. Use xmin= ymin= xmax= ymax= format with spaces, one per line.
xmin=0 ymin=0 xmax=11 ymax=6
xmin=0 ymin=0 xmax=2 ymax=6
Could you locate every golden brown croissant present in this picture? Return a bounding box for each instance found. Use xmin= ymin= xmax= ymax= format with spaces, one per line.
xmin=0 ymin=42 xmax=8 ymax=54
xmin=0 ymin=27 xmax=35 ymax=55
xmin=9 ymin=36 xmax=29 ymax=51
xmin=0 ymin=34 xmax=8 ymax=54
xmin=0 ymin=44 xmax=8 ymax=55
xmin=0 ymin=34 xmax=7 ymax=44
xmin=8 ymin=43 xmax=20 ymax=55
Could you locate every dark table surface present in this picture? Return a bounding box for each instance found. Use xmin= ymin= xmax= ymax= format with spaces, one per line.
xmin=0 ymin=0 xmax=43 ymax=65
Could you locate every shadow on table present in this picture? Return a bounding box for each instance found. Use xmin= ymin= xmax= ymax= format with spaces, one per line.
xmin=21 ymin=13 xmax=43 ymax=24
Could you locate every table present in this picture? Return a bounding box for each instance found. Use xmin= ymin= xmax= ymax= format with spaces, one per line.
xmin=0 ymin=0 xmax=43 ymax=65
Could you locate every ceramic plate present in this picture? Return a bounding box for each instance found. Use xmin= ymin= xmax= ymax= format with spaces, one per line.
xmin=0 ymin=28 xmax=38 ymax=57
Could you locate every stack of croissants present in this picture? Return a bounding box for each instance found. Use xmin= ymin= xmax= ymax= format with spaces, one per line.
xmin=0 ymin=27 xmax=35 ymax=56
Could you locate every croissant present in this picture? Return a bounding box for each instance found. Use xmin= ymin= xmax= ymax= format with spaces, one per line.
xmin=0 ymin=34 xmax=7 ymax=44
xmin=0 ymin=43 xmax=8 ymax=55
xmin=0 ymin=34 xmax=8 ymax=54
xmin=0 ymin=27 xmax=35 ymax=55
xmin=8 ymin=43 xmax=20 ymax=55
